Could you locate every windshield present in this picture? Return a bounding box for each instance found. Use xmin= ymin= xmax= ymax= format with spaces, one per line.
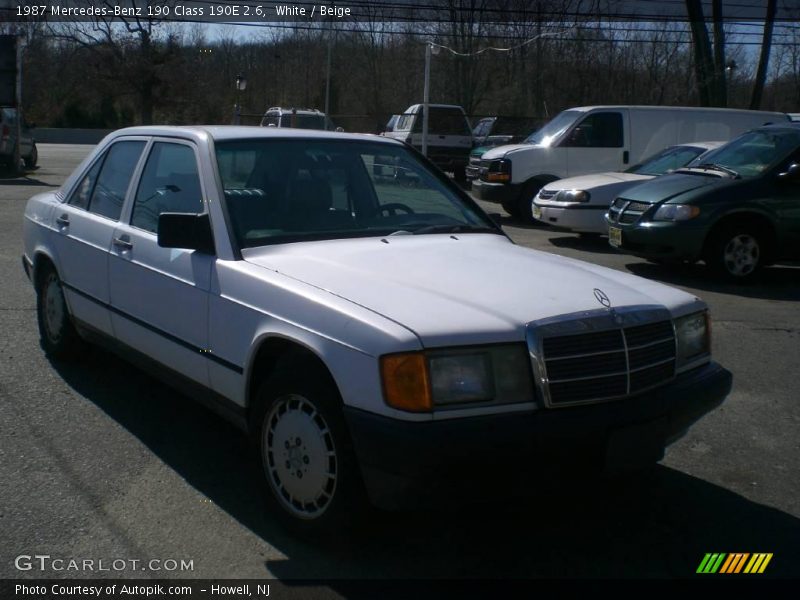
xmin=627 ymin=145 xmax=710 ymax=176
xmin=215 ymin=140 xmax=497 ymax=249
xmin=688 ymin=129 xmax=800 ymax=178
xmin=524 ymin=110 xmax=581 ymax=146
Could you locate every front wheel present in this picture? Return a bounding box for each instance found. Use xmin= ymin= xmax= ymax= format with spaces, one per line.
xmin=253 ymin=364 xmax=366 ymax=534
xmin=515 ymin=180 xmax=544 ymax=225
xmin=705 ymin=226 xmax=765 ymax=281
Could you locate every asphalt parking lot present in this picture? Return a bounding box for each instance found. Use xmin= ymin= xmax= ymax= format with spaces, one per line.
xmin=1 ymin=144 xmax=798 ymax=581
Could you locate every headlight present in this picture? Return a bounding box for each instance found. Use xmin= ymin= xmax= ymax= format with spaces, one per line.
xmin=674 ymin=311 xmax=711 ymax=367
xmin=380 ymin=345 xmax=533 ymax=411
xmin=484 ymin=159 xmax=511 ymax=183
xmin=653 ymin=204 xmax=700 ymax=221
xmin=555 ymin=189 xmax=590 ymax=203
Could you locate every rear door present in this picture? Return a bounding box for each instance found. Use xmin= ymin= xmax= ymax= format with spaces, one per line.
xmin=107 ymin=139 xmax=214 ymax=385
xmin=50 ymin=139 xmax=147 ymax=335
xmin=562 ymin=110 xmax=629 ymax=177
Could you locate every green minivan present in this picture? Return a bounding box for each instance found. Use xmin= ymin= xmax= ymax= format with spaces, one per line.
xmin=606 ymin=124 xmax=800 ymax=280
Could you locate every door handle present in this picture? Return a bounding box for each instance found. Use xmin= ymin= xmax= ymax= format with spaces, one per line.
xmin=112 ymin=236 xmax=133 ymax=250
xmin=56 ymin=214 xmax=69 ymax=227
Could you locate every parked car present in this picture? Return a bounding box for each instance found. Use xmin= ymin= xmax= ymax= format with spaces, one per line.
xmin=381 ymin=114 xmax=400 ymax=134
xmin=0 ymin=106 xmax=37 ymax=170
xmin=260 ymin=107 xmax=339 ymax=131
xmin=473 ymin=105 xmax=789 ymax=222
xmin=466 ymin=116 xmax=541 ymax=181
xmin=23 ymin=125 xmax=732 ymax=531
xmin=532 ymin=142 xmax=724 ymax=235
xmin=383 ymin=103 xmax=473 ymax=181
xmin=606 ymin=123 xmax=800 ymax=280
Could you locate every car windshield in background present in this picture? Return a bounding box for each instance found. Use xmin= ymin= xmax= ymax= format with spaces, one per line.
xmin=278 ymin=114 xmax=328 ymax=130
xmin=524 ymin=110 xmax=581 ymax=146
xmin=627 ymin=145 xmax=708 ymax=176
xmin=215 ymin=140 xmax=496 ymax=249
xmin=685 ymin=129 xmax=800 ymax=178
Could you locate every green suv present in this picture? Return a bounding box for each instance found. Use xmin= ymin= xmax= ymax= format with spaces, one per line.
xmin=606 ymin=124 xmax=800 ymax=280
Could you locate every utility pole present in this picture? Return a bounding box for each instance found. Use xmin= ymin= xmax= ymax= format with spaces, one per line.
xmin=422 ymin=43 xmax=431 ymax=157
xmin=324 ymin=21 xmax=333 ymax=123
xmin=14 ymin=33 xmax=21 ymax=173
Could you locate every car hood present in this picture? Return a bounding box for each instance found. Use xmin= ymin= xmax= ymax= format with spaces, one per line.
xmin=242 ymin=235 xmax=700 ymax=347
xmin=618 ymin=172 xmax=725 ymax=204
xmin=542 ymin=172 xmax=651 ymax=192
xmin=480 ymin=144 xmax=535 ymax=159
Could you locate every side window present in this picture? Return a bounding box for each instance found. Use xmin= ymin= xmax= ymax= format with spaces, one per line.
xmin=67 ymin=141 xmax=145 ymax=217
xmin=67 ymin=157 xmax=104 ymax=210
xmin=563 ymin=112 xmax=623 ymax=148
xmin=131 ymin=142 xmax=204 ymax=234
xmin=88 ymin=141 xmax=146 ymax=220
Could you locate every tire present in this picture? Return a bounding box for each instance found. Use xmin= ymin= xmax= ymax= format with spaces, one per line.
xmin=515 ymin=180 xmax=544 ymax=225
xmin=24 ymin=143 xmax=37 ymax=169
xmin=453 ymin=166 xmax=467 ymax=184
xmin=36 ymin=265 xmax=82 ymax=358
xmin=252 ymin=360 xmax=366 ymax=534
xmin=705 ymin=225 xmax=766 ymax=281
xmin=500 ymin=197 xmax=520 ymax=218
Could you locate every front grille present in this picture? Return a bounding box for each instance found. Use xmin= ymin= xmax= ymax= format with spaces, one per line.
xmin=608 ymin=198 xmax=654 ymax=225
xmin=539 ymin=319 xmax=676 ymax=406
xmin=469 ymin=156 xmax=482 ymax=166
xmin=538 ymin=189 xmax=557 ymax=200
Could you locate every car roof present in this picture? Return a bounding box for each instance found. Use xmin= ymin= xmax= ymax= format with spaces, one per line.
xmin=105 ymin=125 xmax=400 ymax=145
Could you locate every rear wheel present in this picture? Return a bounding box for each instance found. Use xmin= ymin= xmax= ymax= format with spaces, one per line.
xmin=705 ymin=225 xmax=766 ymax=281
xmin=36 ymin=265 xmax=82 ymax=358
xmin=253 ymin=360 xmax=366 ymax=534
xmin=24 ymin=143 xmax=37 ymax=169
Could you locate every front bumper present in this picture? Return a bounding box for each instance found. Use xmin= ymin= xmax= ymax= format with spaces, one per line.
xmin=345 ymin=361 xmax=731 ymax=509
xmin=534 ymin=201 xmax=609 ymax=233
xmin=471 ymin=179 xmax=521 ymax=204
xmin=607 ymin=220 xmax=709 ymax=260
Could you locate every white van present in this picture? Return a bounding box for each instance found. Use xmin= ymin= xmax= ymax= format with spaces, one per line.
xmin=472 ymin=105 xmax=789 ymax=221
xmin=383 ymin=104 xmax=473 ymax=181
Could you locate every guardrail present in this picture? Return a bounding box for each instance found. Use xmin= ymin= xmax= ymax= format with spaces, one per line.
xmin=34 ymin=128 xmax=113 ymax=144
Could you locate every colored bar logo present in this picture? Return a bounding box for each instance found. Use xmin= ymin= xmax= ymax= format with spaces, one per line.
xmin=697 ymin=553 xmax=773 ymax=574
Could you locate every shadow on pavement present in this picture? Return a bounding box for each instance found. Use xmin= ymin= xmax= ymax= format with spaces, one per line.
xmin=549 ymin=234 xmax=619 ymax=255
xmin=626 ymin=262 xmax=800 ymax=302
xmin=50 ymin=347 xmax=800 ymax=582
xmin=0 ymin=167 xmax=56 ymax=187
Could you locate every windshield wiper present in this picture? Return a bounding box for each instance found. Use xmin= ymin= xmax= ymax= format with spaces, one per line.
xmin=693 ymin=163 xmax=740 ymax=178
xmin=412 ymin=224 xmax=499 ymax=235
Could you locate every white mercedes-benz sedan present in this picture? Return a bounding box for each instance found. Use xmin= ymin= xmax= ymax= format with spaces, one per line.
xmin=22 ymin=126 xmax=732 ymax=532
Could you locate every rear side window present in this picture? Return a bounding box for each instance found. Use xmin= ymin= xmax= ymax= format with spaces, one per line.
xmin=563 ymin=112 xmax=624 ymax=148
xmin=67 ymin=141 xmax=145 ymax=220
xmin=412 ymin=108 xmax=471 ymax=136
xmin=131 ymin=142 xmax=204 ymax=233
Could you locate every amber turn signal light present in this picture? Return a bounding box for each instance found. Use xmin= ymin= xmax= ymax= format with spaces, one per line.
xmin=380 ymin=352 xmax=432 ymax=412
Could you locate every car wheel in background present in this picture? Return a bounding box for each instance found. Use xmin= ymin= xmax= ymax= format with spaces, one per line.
xmin=515 ymin=180 xmax=543 ymax=225
xmin=705 ymin=225 xmax=766 ymax=281
xmin=36 ymin=265 xmax=82 ymax=358
xmin=24 ymin=143 xmax=37 ymax=169
xmin=253 ymin=359 xmax=366 ymax=534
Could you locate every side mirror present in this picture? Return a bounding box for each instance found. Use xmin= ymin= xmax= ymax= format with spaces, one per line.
xmin=157 ymin=212 xmax=215 ymax=254
xmin=778 ymin=163 xmax=800 ymax=180
xmin=335 ymin=126 xmax=344 ymax=133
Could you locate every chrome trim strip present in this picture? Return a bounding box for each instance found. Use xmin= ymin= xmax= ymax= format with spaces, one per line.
xmin=629 ymin=357 xmax=675 ymax=373
xmin=549 ymin=370 xmax=628 ymax=384
xmin=626 ymin=336 xmax=675 ymax=350
xmin=545 ymin=348 xmax=626 ymax=361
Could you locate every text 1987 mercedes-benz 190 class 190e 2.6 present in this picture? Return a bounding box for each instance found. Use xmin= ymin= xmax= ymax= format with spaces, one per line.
xmin=22 ymin=126 xmax=732 ymax=532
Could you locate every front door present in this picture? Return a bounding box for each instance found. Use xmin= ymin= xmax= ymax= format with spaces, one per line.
xmin=563 ymin=110 xmax=629 ymax=177
xmin=107 ymin=139 xmax=213 ymax=386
